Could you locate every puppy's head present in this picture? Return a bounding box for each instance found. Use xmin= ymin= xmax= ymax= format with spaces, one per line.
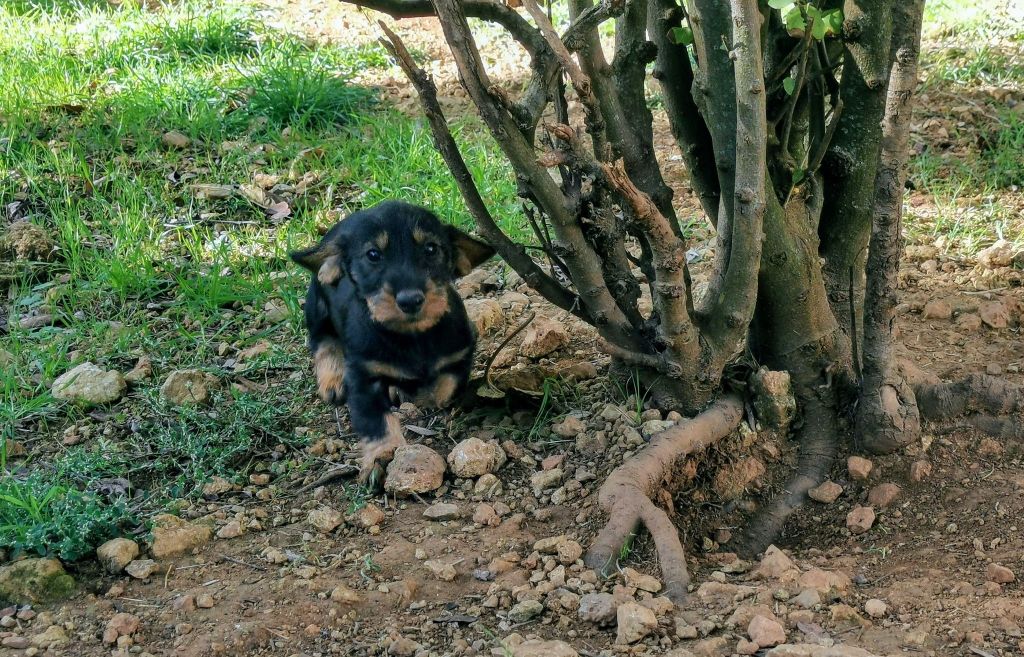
xmin=290 ymin=201 xmax=495 ymax=333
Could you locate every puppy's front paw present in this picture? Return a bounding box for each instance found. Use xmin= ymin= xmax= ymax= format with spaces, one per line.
xmin=357 ymin=416 xmax=406 ymax=487
xmin=319 ymin=380 xmax=347 ymax=406
xmin=314 ymin=342 xmax=347 ymax=406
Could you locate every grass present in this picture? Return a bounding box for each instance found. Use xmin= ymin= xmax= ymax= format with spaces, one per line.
xmin=0 ymin=0 xmax=518 ymax=560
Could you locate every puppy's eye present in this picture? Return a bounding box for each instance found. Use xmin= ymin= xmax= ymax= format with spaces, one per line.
xmin=366 ymin=248 xmax=382 ymax=263
xmin=424 ymin=243 xmax=440 ymax=257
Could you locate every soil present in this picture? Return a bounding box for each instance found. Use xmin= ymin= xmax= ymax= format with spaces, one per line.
xmin=3 ymin=3 xmax=1024 ymax=657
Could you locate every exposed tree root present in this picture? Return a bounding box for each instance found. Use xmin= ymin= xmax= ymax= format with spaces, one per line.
xmin=585 ymin=394 xmax=743 ymax=601
xmin=732 ymin=390 xmax=839 ymax=558
xmin=915 ymin=374 xmax=1024 ymax=421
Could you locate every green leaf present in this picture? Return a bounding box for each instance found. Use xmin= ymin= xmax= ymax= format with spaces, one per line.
xmin=670 ymin=26 xmax=694 ymax=46
xmin=767 ymin=0 xmax=792 ymax=8
xmin=783 ymin=76 xmax=797 ymax=95
xmin=784 ymin=6 xmax=806 ymax=32
xmin=811 ymin=16 xmax=828 ymax=40
xmin=823 ymin=8 xmax=844 ymax=35
xmin=792 ymin=168 xmax=806 ymax=184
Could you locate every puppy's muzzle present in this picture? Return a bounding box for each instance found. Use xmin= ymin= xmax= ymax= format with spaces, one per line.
xmin=396 ymin=289 xmax=426 ymax=315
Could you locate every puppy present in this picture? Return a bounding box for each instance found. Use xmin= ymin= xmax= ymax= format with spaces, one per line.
xmin=290 ymin=201 xmax=495 ymax=481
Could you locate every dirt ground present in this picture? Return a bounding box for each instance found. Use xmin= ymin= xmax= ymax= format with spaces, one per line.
xmin=3 ymin=2 xmax=1024 ymax=657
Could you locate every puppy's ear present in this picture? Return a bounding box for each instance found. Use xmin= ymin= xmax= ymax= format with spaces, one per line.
xmin=446 ymin=225 xmax=496 ymax=277
xmin=290 ymin=241 xmax=344 ymax=285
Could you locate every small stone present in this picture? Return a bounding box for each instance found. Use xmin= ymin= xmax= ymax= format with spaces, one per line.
xmin=830 ymin=603 xmax=870 ymax=628
xmin=96 ymin=538 xmax=140 ymax=574
xmin=162 ymin=131 xmax=191 ymax=148
xmin=447 ymin=438 xmax=506 ymax=477
xmin=124 ymin=356 xmax=152 ymax=383
xmin=508 ymin=599 xmax=544 ymax=623
xmin=216 ymin=520 xmax=243 ymax=539
xmin=639 ymin=596 xmax=674 ymax=616
xmin=748 ymin=615 xmax=786 ymax=648
xmin=196 ymin=593 xmax=215 ymax=609
xmin=623 ymin=567 xmax=662 ymax=593
xmin=987 ymin=563 xmax=1015 ymax=583
xmin=348 ymin=503 xmax=385 ymax=529
xmin=531 ymin=468 xmax=563 ymax=495
xmin=51 ymin=362 xmax=126 ymax=405
xmin=385 ymin=444 xmax=447 ymax=496
xmin=474 ymin=473 xmax=503 ymax=497
xmin=2 ymin=637 xmax=29 ymax=649
xmin=330 ymin=584 xmax=362 ymax=603
xmin=388 ymin=636 xmax=422 ymax=657
xmin=423 ymin=503 xmax=461 ymax=521
xmin=750 ymin=368 xmax=797 ymax=430
xmin=922 ymin=299 xmax=952 ymax=320
xmin=758 ymin=545 xmax=797 ymax=579
xmin=578 ymin=593 xmax=618 ymax=624
xmin=424 ymin=560 xmax=458 ymax=582
xmin=125 ymin=559 xmax=158 ymax=579
xmin=556 ymin=539 xmax=583 ymax=565
xmin=615 ymin=602 xmax=657 ymax=644
xmin=978 ymin=239 xmax=1018 ymax=268
xmin=464 ymin=298 xmax=504 ymax=335
xmin=847 ymin=456 xmax=873 ymax=480
xmin=541 ymin=453 xmax=565 ymax=470
xmin=867 ymin=483 xmax=901 ymax=508
xmin=797 ymin=568 xmax=851 ymax=594
xmin=846 ymin=506 xmax=876 ymax=534
xmin=202 ymin=476 xmax=233 ymax=496
xmin=792 ymin=588 xmax=821 ymax=609
xmin=511 ymin=639 xmax=579 ymax=657
xmin=864 ymin=599 xmax=887 ymax=618
xmin=106 ymin=613 xmax=141 ymax=642
xmin=0 ymin=558 xmax=75 ymax=605
xmin=957 ymin=313 xmax=983 ymax=331
xmin=521 ymin=316 xmax=570 ymax=357
xmin=712 ymin=457 xmax=766 ymax=500
xmin=160 ymin=369 xmax=219 ymax=405
xmin=30 ymin=625 xmax=69 ymax=649
xmin=979 ymin=301 xmax=1009 ymax=329
xmin=809 ymin=480 xmax=843 ymax=503
xmin=249 ymin=473 xmax=271 ymax=485
xmin=551 ymin=416 xmax=586 ymax=438
xmin=737 ymin=638 xmax=760 ymax=655
xmin=909 ymin=459 xmax=932 ymax=482
xmin=308 ymin=507 xmax=344 ymax=533
xmin=472 ymin=503 xmax=499 ymax=526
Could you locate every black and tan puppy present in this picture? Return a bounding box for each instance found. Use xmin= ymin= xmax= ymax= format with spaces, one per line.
xmin=290 ymin=201 xmax=495 ymax=481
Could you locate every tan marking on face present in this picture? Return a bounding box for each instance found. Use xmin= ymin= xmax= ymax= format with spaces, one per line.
xmin=317 ymin=254 xmax=342 ymax=285
xmin=314 ymin=341 xmax=345 ymax=404
xmin=415 ymin=373 xmax=460 ymax=408
xmin=364 ymin=360 xmax=416 ymax=381
xmin=366 ymin=280 xmax=450 ymax=333
xmin=358 ymin=414 xmax=405 ymax=483
xmin=373 ymin=232 xmax=388 ymax=250
xmin=412 ymin=226 xmax=429 ymax=244
xmin=433 ymin=347 xmax=471 ymax=373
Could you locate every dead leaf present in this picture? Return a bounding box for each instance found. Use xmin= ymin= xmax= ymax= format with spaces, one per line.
xmin=406 ymin=426 xmax=439 ymax=436
xmin=238 ymin=184 xmax=270 ymax=208
xmin=192 ymin=184 xmax=234 ymax=199
xmin=267 ymin=201 xmax=291 ymax=222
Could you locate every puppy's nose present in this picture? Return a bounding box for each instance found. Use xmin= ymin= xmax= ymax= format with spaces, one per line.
xmin=396 ymin=289 xmax=426 ymax=314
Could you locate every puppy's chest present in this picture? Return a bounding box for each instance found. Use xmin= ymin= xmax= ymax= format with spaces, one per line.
xmin=360 ymin=341 xmax=470 ymax=385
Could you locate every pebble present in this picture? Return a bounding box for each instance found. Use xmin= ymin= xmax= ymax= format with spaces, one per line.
xmin=987 ymin=563 xmax=1015 ymax=584
xmin=847 ymin=456 xmax=873 ymax=480
xmin=424 ymin=503 xmax=461 ymax=521
xmin=614 ymin=601 xmax=657 ymax=644
xmin=809 ymin=480 xmax=843 ymax=504
xmin=508 ymin=599 xmax=544 ymax=623
xmin=125 ymin=559 xmax=158 ymax=580
xmin=846 ymin=506 xmax=876 ymax=534
xmin=864 ymin=598 xmax=888 ymax=618
xmin=867 ymin=483 xmax=901 ymax=508
xmin=748 ymin=615 xmax=786 ymax=647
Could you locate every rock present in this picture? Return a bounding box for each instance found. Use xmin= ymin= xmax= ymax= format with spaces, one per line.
xmin=160 ymin=369 xmax=219 ymax=405
xmin=521 ymin=316 xmax=570 ymax=357
xmin=551 ymin=416 xmax=586 ymax=438
xmin=556 ymin=539 xmax=583 ymax=565
xmin=792 ymin=589 xmax=821 ymax=609
xmin=424 ymin=503 xmax=461 ymax=521
xmin=508 ymin=599 xmax=544 ymax=623
xmin=957 ymin=313 xmax=982 ymax=331
xmin=150 ymin=514 xmax=214 ymax=559
xmin=979 ymin=301 xmax=1009 ymax=329
xmin=922 ymin=299 xmax=952 ymax=320
xmin=847 ymin=456 xmax=873 ymax=480
xmin=464 ymin=298 xmax=504 ymax=335
xmin=713 ymin=457 xmax=766 ymax=499
xmin=758 ymin=545 xmax=797 ymax=579
xmin=1 ymin=221 xmax=54 ymax=261
xmin=51 ymin=362 xmax=126 ymax=405
xmin=749 ymin=615 xmax=786 ymax=648
xmin=641 ymin=419 xmax=675 ymax=436
xmin=766 ymin=644 xmax=879 ymax=657
xmin=615 ymin=601 xmax=658 ymax=644
xmin=348 ymin=503 xmax=385 ymax=528
xmin=385 ymin=444 xmax=446 ymax=496
xmin=846 ymin=506 xmax=875 ymax=534
xmin=578 ymin=592 xmax=618 ymax=624
xmin=217 ymin=520 xmax=243 ymax=539
xmin=797 ymin=568 xmax=851 ymax=594
xmin=388 ymin=636 xmax=422 ymax=656
xmin=750 ymin=368 xmax=797 ymax=430
xmin=809 ymin=480 xmax=843 ymax=503
xmin=124 ymin=356 xmax=152 ymax=383
xmin=977 ymin=239 xmax=1018 ymax=268
xmin=737 ymin=639 xmax=760 ymax=655
xmin=987 ymin=563 xmax=1015 ymax=583
xmin=867 ymin=483 xmax=901 ymax=508
xmin=623 ymin=567 xmax=662 ymax=593
xmin=330 ymin=583 xmax=362 ymax=603
xmin=202 ymin=476 xmax=233 ymax=496
xmin=447 ymin=438 xmax=506 ymax=477
xmin=308 ymin=507 xmax=344 ymax=533
xmin=0 ymin=558 xmax=75 ymax=604
xmin=541 ymin=454 xmax=565 ymax=470
xmin=30 ymin=624 xmax=69 ymax=649
xmin=909 ymin=459 xmax=932 ymax=482
xmin=575 ymin=431 xmax=607 ymax=455
xmin=105 ymin=613 xmax=141 ymax=643
xmin=125 ymin=559 xmax=158 ymax=579
xmin=696 ymin=581 xmax=759 ymax=606
xmin=830 ymin=604 xmax=870 ymax=627
xmin=163 ymin=131 xmax=191 ymax=148
xmin=640 ymin=596 xmax=674 ymax=616
xmin=97 ymin=538 xmax=140 ymax=574
xmin=473 ymin=473 xmax=503 ymax=498
xmin=692 ymin=637 xmax=730 ymax=656
xmin=473 ymin=503 xmax=499 ymax=526
xmin=424 ymin=560 xmax=458 ymax=582
xmin=512 ymin=639 xmax=579 ymax=657
xmin=531 ymin=468 xmax=563 ymax=495
xmin=196 ymin=593 xmax=215 ymax=608
xmin=864 ymin=599 xmax=888 ymax=618
xmin=2 ymin=637 xmax=29 ymax=649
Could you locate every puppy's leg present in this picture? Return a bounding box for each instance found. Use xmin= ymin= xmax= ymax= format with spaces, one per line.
xmin=415 ymin=373 xmax=460 ymax=409
xmin=346 ymin=373 xmax=406 ymax=485
xmin=313 ymin=338 xmax=347 ymax=405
